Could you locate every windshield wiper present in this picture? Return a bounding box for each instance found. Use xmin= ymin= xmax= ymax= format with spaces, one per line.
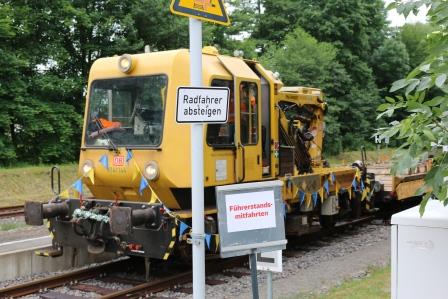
xmin=93 ymin=117 xmax=119 ymax=152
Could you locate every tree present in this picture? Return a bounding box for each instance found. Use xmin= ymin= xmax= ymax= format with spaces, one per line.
xmin=0 ymin=0 xmax=147 ymax=165
xmin=371 ymin=37 xmax=410 ymax=93
xmin=132 ymin=0 xmax=188 ymax=51
xmin=0 ymin=4 xmax=21 ymax=164
xmin=399 ymin=23 xmax=434 ymax=69
xmin=254 ymin=0 xmax=389 ymax=153
xmin=378 ymin=0 xmax=447 ymax=214
xmin=260 ymin=27 xmax=349 ymax=154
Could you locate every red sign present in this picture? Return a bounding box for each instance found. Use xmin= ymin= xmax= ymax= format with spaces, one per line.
xmin=113 ymin=156 xmax=125 ymax=166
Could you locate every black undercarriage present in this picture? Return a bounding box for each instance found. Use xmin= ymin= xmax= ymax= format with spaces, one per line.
xmin=26 ymin=198 xmax=176 ymax=259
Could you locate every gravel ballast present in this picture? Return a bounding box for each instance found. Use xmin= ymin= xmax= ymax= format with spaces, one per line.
xmin=1 ymin=223 xmax=390 ymax=298
xmin=158 ymin=224 xmax=390 ymax=299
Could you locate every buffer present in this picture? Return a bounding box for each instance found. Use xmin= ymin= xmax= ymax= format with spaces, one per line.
xmin=170 ymin=0 xmax=230 ymax=26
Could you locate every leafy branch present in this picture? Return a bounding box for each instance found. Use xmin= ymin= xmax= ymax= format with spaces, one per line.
xmin=379 ymin=0 xmax=448 ymax=215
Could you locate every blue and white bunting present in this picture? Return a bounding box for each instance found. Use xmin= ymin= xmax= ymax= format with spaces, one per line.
xmin=352 ymin=178 xmax=358 ymax=191
xmin=323 ymin=179 xmax=329 ymax=195
xmin=139 ymin=177 xmax=149 ymax=195
xmin=205 ymin=234 xmax=212 ymax=249
xmin=99 ymin=155 xmax=109 ymax=170
xmin=179 ymin=221 xmax=189 ymax=237
xmin=72 ymin=179 xmax=83 ymax=194
xmin=312 ymin=192 xmax=318 ymax=207
xmin=299 ymin=191 xmax=306 ymax=205
xmin=126 ymin=149 xmax=133 ymax=164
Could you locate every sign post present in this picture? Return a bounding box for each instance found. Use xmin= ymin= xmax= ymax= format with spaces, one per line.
xmin=256 ymin=250 xmax=283 ymax=299
xmin=216 ymin=181 xmax=287 ymax=299
xmin=170 ymin=2 xmax=230 ymax=298
xmin=189 ymin=17 xmax=205 ymax=299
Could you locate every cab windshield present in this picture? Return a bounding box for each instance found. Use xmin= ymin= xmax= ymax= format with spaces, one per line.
xmin=85 ymin=75 xmax=167 ymax=147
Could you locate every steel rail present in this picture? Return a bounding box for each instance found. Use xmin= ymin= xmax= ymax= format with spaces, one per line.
xmin=0 ymin=205 xmax=24 ymax=218
xmin=101 ymin=257 xmax=245 ymax=299
xmin=0 ymin=259 xmax=129 ymax=298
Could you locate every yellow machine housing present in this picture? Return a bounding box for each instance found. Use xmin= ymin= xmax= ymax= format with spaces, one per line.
xmin=25 ymin=47 xmax=371 ymax=260
xmin=79 ymin=48 xmax=357 ymax=213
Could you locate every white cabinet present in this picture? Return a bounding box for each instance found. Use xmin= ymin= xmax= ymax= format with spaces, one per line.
xmin=391 ymin=200 xmax=448 ymax=299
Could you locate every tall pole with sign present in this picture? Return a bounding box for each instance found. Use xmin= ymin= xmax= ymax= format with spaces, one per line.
xmin=170 ymin=1 xmax=230 ymax=298
xmin=190 ymin=17 xmax=205 ymax=299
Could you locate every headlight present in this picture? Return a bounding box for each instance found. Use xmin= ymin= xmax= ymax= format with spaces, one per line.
xmin=144 ymin=161 xmax=159 ymax=181
xmin=82 ymin=160 xmax=94 ymax=175
xmin=118 ymin=54 xmax=134 ymax=73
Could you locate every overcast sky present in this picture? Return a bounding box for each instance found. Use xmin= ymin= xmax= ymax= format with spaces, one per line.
xmin=385 ymin=0 xmax=429 ymax=27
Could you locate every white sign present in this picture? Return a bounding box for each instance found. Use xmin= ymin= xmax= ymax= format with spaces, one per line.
xmin=225 ymin=190 xmax=276 ymax=233
xmin=176 ymin=86 xmax=230 ymax=123
xmin=374 ymin=135 xmax=390 ymax=144
xmin=256 ymin=250 xmax=283 ymax=273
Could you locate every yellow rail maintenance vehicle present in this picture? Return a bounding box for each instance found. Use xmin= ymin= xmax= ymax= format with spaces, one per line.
xmin=24 ymin=47 xmax=375 ymax=260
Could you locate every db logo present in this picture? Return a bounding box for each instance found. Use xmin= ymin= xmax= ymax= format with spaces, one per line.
xmin=113 ymin=156 xmax=125 ymax=166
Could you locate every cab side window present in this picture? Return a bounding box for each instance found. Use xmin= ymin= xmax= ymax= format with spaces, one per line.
xmin=240 ymin=82 xmax=258 ymax=145
xmin=206 ymin=79 xmax=234 ymax=146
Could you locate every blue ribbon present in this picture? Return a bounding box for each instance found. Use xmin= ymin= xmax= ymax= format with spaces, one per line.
xmin=205 ymin=234 xmax=212 ymax=249
xmin=312 ymin=192 xmax=318 ymax=207
xmin=299 ymin=191 xmax=306 ymax=205
xmin=99 ymin=155 xmax=109 ymax=170
xmin=139 ymin=177 xmax=149 ymax=195
xmin=352 ymin=178 xmax=358 ymax=191
xmin=179 ymin=221 xmax=189 ymax=236
xmin=126 ymin=149 xmax=133 ymax=163
xmin=331 ymin=173 xmax=336 ymax=183
xmin=361 ymin=180 xmax=365 ymax=191
xmin=72 ymin=179 xmax=83 ymax=194
xmin=324 ymin=180 xmax=329 ymax=195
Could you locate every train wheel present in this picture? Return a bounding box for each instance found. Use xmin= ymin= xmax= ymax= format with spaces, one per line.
xmin=319 ymin=215 xmax=335 ymax=229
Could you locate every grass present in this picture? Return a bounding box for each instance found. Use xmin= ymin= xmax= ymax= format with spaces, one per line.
xmin=295 ymin=266 xmax=391 ymax=299
xmin=0 ymin=221 xmax=27 ymax=231
xmin=326 ymin=147 xmax=396 ymax=166
xmin=0 ymin=148 xmax=395 ymax=207
xmin=0 ymin=164 xmax=79 ymax=207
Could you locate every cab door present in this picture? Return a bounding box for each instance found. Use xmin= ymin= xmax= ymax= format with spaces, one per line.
xmin=217 ymin=56 xmax=262 ymax=182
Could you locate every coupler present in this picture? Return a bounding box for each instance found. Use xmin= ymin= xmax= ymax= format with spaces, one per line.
xmin=109 ymin=205 xmax=161 ymax=235
xmin=25 ymin=200 xmax=69 ymax=226
xmin=23 ymin=198 xmax=177 ymax=259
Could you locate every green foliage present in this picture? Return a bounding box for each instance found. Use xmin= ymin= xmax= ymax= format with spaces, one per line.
xmin=399 ymin=23 xmax=434 ymax=69
xmin=0 ymin=0 xmax=430 ymax=165
xmin=261 ymin=28 xmax=337 ymax=87
xmin=133 ymin=1 xmax=188 ymax=50
xmin=252 ymin=0 xmax=394 ymax=154
xmin=379 ymin=0 xmax=448 ymax=214
xmin=260 ymin=27 xmax=344 ymax=155
xmin=371 ymin=37 xmax=411 ymax=92
xmin=0 ymin=0 xmax=180 ymax=166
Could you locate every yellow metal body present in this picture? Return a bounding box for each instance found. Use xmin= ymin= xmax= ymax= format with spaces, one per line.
xmin=79 ymin=48 xmax=356 ymax=215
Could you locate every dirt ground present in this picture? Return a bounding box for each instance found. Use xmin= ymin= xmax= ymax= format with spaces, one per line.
xmin=236 ymin=229 xmax=390 ymax=299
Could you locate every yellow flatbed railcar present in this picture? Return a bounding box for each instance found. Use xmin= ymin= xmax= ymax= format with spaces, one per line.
xmin=24 ymin=47 xmax=373 ymax=260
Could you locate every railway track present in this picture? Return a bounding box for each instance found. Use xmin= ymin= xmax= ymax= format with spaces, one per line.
xmin=0 ymin=213 xmax=382 ymax=298
xmin=0 ymin=256 xmax=245 ymax=298
xmin=0 ymin=205 xmax=24 ymax=219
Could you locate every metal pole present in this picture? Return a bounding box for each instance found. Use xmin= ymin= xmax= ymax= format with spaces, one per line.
xmin=189 ymin=18 xmax=205 ymax=299
xmin=250 ymin=253 xmax=260 ymax=299
xmin=377 ymin=144 xmax=380 ymax=164
xmin=267 ymin=271 xmax=273 ymax=299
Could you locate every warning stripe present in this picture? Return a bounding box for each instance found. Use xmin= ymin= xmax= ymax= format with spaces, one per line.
xmin=162 ymin=224 xmax=178 ymax=260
